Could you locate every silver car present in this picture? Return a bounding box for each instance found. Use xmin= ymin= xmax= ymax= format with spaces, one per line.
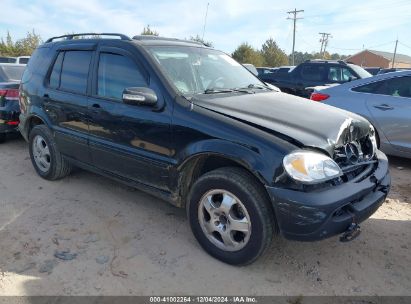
xmin=311 ymin=71 xmax=411 ymax=158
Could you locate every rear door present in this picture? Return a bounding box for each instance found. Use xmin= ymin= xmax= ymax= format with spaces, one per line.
xmin=364 ymin=75 xmax=411 ymax=153
xmin=87 ymin=45 xmax=173 ymax=190
xmin=43 ymin=46 xmax=94 ymax=163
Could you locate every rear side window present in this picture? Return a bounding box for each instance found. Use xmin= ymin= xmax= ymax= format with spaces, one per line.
xmin=300 ymin=65 xmax=326 ymax=81
xmin=352 ymin=81 xmax=383 ymax=94
xmin=60 ymin=51 xmax=92 ymax=94
xmin=21 ymin=47 xmax=50 ymax=83
xmin=352 ymin=76 xmax=411 ymax=98
xmin=49 ymin=52 xmax=64 ymax=89
xmin=97 ymin=53 xmax=147 ymax=100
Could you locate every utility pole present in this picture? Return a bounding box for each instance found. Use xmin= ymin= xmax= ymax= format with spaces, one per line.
xmin=392 ymin=39 xmax=398 ymax=68
xmin=202 ymin=2 xmax=210 ymax=41
xmin=287 ymin=8 xmax=304 ymax=65
xmin=319 ymin=32 xmax=331 ymax=58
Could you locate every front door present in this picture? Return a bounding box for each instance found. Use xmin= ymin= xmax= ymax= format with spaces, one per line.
xmin=87 ymin=46 xmax=173 ymax=191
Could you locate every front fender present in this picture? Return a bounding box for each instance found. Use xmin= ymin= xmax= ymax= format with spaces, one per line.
xmin=175 ymin=138 xmax=284 ymax=186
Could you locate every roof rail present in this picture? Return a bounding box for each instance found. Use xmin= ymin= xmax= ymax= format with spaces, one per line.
xmin=304 ymin=59 xmax=347 ymax=65
xmin=45 ymin=33 xmax=131 ymax=43
xmin=132 ymin=35 xmax=205 ymax=46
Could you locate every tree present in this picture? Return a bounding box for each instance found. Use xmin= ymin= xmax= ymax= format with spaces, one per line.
xmin=190 ymin=34 xmax=213 ymax=47
xmin=232 ymin=43 xmax=265 ymax=66
xmin=141 ymin=25 xmax=159 ymax=36
xmin=0 ymin=30 xmax=42 ymax=56
xmin=260 ymin=38 xmax=288 ymax=67
xmin=14 ymin=30 xmax=42 ymax=55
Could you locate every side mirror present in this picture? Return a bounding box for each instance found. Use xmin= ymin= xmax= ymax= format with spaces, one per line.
xmin=122 ymin=87 xmax=157 ymax=106
xmin=348 ymin=76 xmax=358 ymax=82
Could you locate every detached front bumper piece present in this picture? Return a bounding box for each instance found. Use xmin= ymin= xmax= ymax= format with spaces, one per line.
xmin=266 ymin=150 xmax=390 ymax=241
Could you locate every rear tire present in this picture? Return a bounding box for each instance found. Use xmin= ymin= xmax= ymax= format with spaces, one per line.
xmin=29 ymin=125 xmax=71 ymax=180
xmin=187 ymin=167 xmax=275 ymax=265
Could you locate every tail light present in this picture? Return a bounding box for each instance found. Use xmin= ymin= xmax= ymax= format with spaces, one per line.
xmin=310 ymin=92 xmax=330 ymax=102
xmin=0 ymin=89 xmax=19 ymax=101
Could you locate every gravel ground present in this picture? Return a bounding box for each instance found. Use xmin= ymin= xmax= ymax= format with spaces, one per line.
xmin=0 ymin=137 xmax=410 ymax=296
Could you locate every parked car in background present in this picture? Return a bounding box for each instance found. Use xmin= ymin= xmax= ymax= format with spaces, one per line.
xmin=0 ymin=57 xmax=17 ymax=63
xmin=365 ymin=67 xmax=381 ymax=75
xmin=377 ymin=68 xmax=410 ymax=74
xmin=257 ymin=66 xmax=294 ymax=86
xmin=16 ymin=56 xmax=30 ymax=64
xmin=256 ymin=66 xmax=278 ymax=77
xmin=310 ymin=70 xmax=411 ymax=158
xmin=0 ymin=63 xmax=25 ymax=142
xmin=266 ymin=60 xmax=372 ymax=98
xmin=19 ymin=33 xmax=390 ymax=265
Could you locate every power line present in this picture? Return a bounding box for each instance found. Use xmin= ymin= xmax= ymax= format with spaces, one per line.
xmin=399 ymin=41 xmax=411 ymax=50
xmin=287 ymin=8 xmax=304 ymax=65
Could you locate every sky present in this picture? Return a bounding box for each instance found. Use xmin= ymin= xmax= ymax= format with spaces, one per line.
xmin=1 ymin=0 xmax=411 ymax=57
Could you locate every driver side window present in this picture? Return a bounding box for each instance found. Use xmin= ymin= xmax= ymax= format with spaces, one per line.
xmin=97 ymin=53 xmax=147 ymax=100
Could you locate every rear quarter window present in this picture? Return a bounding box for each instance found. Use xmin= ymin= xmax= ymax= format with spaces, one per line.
xmin=21 ymin=47 xmax=50 ymax=83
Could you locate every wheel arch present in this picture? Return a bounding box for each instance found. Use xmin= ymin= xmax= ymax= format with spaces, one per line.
xmin=173 ymin=148 xmax=272 ymax=209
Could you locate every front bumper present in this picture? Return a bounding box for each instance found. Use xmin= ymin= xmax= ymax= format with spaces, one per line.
xmin=266 ymin=150 xmax=391 ymax=241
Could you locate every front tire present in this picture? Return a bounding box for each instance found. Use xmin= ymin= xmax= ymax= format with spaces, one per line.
xmin=29 ymin=125 xmax=71 ymax=180
xmin=0 ymin=133 xmax=5 ymax=143
xmin=187 ymin=167 xmax=276 ymax=265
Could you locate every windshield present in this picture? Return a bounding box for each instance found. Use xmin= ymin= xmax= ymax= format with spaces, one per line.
xmin=146 ymin=46 xmax=266 ymax=95
xmin=348 ymin=64 xmax=372 ymax=79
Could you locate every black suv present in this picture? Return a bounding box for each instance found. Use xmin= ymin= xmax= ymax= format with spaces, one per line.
xmin=19 ymin=33 xmax=390 ymax=265
xmin=265 ymin=60 xmax=372 ymax=98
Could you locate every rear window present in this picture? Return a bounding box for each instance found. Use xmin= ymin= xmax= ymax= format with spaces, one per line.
xmin=18 ymin=57 xmax=30 ymax=64
xmin=60 ymin=51 xmax=92 ymax=94
xmin=0 ymin=57 xmax=16 ymax=63
xmin=0 ymin=65 xmax=25 ymax=81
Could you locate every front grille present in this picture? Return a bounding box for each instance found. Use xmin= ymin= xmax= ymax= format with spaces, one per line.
xmin=333 ymin=135 xmax=377 ymax=182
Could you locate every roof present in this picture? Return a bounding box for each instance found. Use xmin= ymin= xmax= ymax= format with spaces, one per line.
xmin=348 ymin=49 xmax=411 ymax=64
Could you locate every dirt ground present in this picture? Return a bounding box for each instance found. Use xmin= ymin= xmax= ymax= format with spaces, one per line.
xmin=0 ymin=137 xmax=410 ymax=296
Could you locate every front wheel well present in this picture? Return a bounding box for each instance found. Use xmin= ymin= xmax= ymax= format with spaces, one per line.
xmin=178 ymin=155 xmax=266 ymax=207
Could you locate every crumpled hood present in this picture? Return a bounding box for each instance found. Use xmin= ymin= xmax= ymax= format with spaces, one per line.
xmin=192 ymin=91 xmax=371 ymax=155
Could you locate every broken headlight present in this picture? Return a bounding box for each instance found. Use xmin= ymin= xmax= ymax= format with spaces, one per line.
xmin=283 ymin=150 xmax=343 ymax=184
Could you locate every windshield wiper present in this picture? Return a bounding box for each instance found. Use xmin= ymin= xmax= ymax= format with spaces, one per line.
xmin=203 ymin=88 xmax=235 ymax=94
xmin=202 ymin=87 xmax=256 ymax=94
xmin=244 ymin=83 xmax=269 ymax=90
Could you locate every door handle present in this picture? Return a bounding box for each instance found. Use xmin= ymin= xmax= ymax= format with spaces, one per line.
xmin=373 ymin=104 xmax=394 ymax=111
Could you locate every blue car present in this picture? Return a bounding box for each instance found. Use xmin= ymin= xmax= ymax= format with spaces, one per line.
xmin=311 ymin=70 xmax=411 ymax=158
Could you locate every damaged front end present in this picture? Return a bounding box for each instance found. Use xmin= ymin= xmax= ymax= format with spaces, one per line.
xmin=267 ymin=118 xmax=390 ymax=242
